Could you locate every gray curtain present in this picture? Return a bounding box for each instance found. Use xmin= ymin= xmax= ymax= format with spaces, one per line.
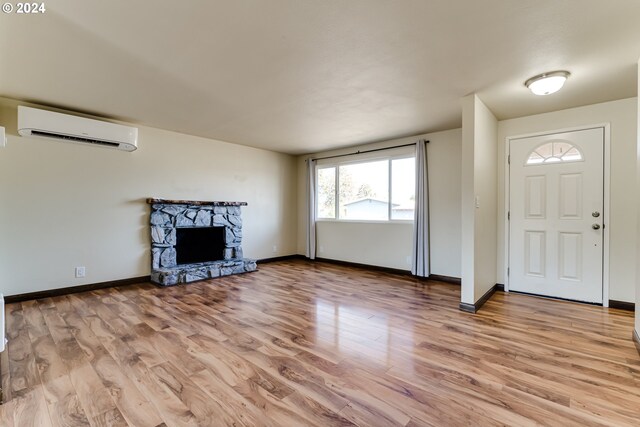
xmin=306 ymin=158 xmax=317 ymax=259
xmin=411 ymin=140 xmax=430 ymax=277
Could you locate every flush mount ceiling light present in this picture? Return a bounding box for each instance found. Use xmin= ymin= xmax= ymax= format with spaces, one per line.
xmin=525 ymin=71 xmax=570 ymax=96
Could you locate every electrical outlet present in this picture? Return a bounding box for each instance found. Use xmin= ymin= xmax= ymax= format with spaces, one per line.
xmin=272 ymin=245 xmax=277 ymax=253
xmin=319 ymin=246 xmax=324 ymax=253
xmin=75 ymin=266 xmax=85 ymax=278
xmin=406 ymin=256 xmax=411 ymax=266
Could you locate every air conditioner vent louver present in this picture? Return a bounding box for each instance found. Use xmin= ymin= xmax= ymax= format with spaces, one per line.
xmin=30 ymin=130 xmax=120 ymax=148
xmin=17 ymin=106 xmax=138 ymax=151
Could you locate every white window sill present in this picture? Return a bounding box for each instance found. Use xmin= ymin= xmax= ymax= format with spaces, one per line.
xmin=316 ymin=219 xmax=413 ymax=225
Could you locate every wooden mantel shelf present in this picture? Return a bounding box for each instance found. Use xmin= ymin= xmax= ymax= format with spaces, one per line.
xmin=146 ymin=198 xmax=248 ymax=206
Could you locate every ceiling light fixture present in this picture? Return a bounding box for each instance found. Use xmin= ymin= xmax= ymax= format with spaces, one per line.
xmin=525 ymin=71 xmax=570 ymax=96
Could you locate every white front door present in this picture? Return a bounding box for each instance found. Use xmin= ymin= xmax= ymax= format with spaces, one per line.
xmin=509 ymin=128 xmax=604 ymax=303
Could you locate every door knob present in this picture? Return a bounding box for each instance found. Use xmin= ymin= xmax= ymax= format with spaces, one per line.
xmin=592 ymin=224 xmax=601 ymax=230
xmin=592 ymin=211 xmax=600 ymax=218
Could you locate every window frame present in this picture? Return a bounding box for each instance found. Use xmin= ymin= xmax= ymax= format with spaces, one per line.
xmin=315 ymin=153 xmax=415 ymax=223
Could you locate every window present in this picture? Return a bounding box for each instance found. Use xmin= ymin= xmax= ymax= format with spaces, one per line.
xmin=316 ymin=156 xmax=415 ymax=221
xmin=526 ymin=141 xmax=583 ymax=165
xmin=339 ymin=160 xmax=388 ymax=220
xmin=317 ymin=167 xmax=336 ymax=219
xmin=391 ymin=158 xmax=415 ymax=220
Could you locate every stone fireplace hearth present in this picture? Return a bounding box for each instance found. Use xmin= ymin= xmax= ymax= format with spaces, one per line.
xmin=147 ymin=198 xmax=257 ymax=286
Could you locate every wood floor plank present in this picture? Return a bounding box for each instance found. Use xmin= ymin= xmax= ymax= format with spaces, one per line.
xmin=225 ymin=344 xmax=350 ymax=414
xmin=91 ymin=350 xmax=164 ymax=427
xmin=88 ymin=407 xmax=129 ymax=427
xmin=104 ymin=338 xmax=198 ymax=427
xmin=2 ymin=259 xmax=639 ymax=426
xmin=10 ymin=385 xmax=52 ymax=427
xmin=6 ymin=304 xmax=39 ymax=397
xmin=150 ymin=362 xmax=238 ymax=426
xmin=0 ymin=394 xmax=15 ymax=427
xmin=21 ymin=300 xmax=50 ymax=341
xmin=189 ymin=368 xmax=275 ymax=427
xmin=231 ymin=375 xmax=321 ymax=427
xmin=282 ymin=391 xmax=357 ymax=427
xmin=0 ymin=345 xmax=12 ymax=404
xmin=68 ymin=362 xmax=119 ymax=422
xmin=40 ymin=374 xmax=91 ymax=427
xmin=31 ymin=334 xmax=69 ymax=384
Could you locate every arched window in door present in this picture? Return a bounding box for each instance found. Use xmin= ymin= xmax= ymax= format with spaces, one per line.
xmin=526 ymin=141 xmax=583 ymax=165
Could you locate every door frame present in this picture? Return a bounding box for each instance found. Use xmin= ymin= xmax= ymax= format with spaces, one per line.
xmin=503 ymin=123 xmax=611 ymax=306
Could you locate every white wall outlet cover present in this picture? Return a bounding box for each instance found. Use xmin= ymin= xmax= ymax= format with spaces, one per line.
xmin=75 ymin=266 xmax=86 ymax=278
xmin=0 ymin=126 xmax=6 ymax=148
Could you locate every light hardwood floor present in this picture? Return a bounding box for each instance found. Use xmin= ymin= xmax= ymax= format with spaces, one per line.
xmin=1 ymin=259 xmax=639 ymax=426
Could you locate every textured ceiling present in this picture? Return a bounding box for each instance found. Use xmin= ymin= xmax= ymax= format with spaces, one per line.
xmin=1 ymin=0 xmax=639 ymax=154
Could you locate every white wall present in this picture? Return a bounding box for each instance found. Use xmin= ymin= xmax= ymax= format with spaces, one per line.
xmin=461 ymin=95 xmax=498 ymax=305
xmin=635 ymin=60 xmax=640 ymax=335
xmin=474 ymin=97 xmax=499 ymax=301
xmin=428 ymin=129 xmax=463 ymax=277
xmin=297 ymin=129 xmax=462 ymax=276
xmin=461 ymin=96 xmax=476 ymax=304
xmin=497 ymin=98 xmax=638 ymax=303
xmin=316 ymin=221 xmax=413 ymax=269
xmin=0 ymin=98 xmax=298 ymax=296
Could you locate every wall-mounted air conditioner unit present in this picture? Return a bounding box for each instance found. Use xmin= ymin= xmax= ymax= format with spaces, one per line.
xmin=17 ymin=106 xmax=138 ymax=151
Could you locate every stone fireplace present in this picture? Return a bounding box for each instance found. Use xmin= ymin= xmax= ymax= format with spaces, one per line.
xmin=147 ymin=198 xmax=257 ymax=286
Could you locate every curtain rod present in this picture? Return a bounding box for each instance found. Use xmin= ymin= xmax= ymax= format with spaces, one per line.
xmin=310 ymin=140 xmax=428 ymax=162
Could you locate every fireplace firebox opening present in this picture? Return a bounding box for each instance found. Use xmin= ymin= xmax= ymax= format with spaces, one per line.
xmin=175 ymin=226 xmax=225 ymax=265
